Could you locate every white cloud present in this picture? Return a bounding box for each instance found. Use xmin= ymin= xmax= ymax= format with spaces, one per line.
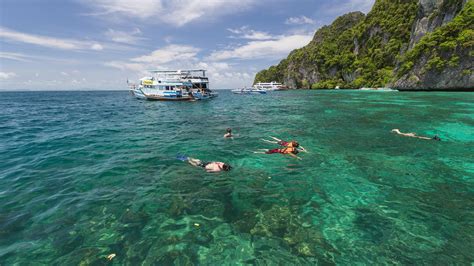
xmin=285 ymin=16 xmax=316 ymax=25
xmin=81 ymin=0 xmax=259 ymax=27
xmin=105 ymin=28 xmax=144 ymax=44
xmin=131 ymin=44 xmax=200 ymax=64
xmin=105 ymin=44 xmax=200 ymax=75
xmin=104 ymin=46 xmax=253 ymax=88
xmin=104 ymin=61 xmax=145 ymax=72
xmin=163 ymin=36 xmax=173 ymax=43
xmin=209 ymin=34 xmax=312 ymax=61
xmin=91 ymin=44 xmax=104 ymax=50
xmin=0 ymin=52 xmax=32 ymax=62
xmin=0 ymin=27 xmax=103 ymax=51
xmin=82 ymin=0 xmax=163 ymax=17
xmin=61 ymin=72 xmax=69 ymax=76
xmin=0 ymin=72 xmax=17 ymax=80
xmin=228 ymin=26 xmax=275 ymax=40
xmin=0 ymin=51 xmax=80 ymax=64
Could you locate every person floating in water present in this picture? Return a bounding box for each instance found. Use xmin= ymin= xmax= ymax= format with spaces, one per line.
xmin=254 ymin=146 xmax=302 ymax=160
xmin=224 ymin=128 xmax=233 ymax=138
xmin=177 ymin=155 xmax=232 ymax=173
xmin=391 ymin=129 xmax=441 ymax=141
xmin=261 ymin=136 xmax=307 ymax=152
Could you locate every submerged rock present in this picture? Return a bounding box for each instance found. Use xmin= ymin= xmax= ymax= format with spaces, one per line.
xmin=296 ymin=242 xmax=315 ymax=257
xmin=250 ymin=205 xmax=291 ymax=237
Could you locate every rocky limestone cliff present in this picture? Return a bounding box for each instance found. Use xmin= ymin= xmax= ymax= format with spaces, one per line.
xmin=394 ymin=0 xmax=473 ymax=90
xmin=255 ymin=0 xmax=473 ymax=90
xmin=409 ymin=0 xmax=467 ymax=48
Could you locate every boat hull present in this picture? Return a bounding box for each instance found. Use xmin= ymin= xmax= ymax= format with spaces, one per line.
xmin=144 ymin=95 xmax=194 ymax=101
xmin=140 ymin=87 xmax=195 ymax=101
xmin=191 ymin=91 xmax=218 ymax=100
xmin=130 ymin=89 xmax=146 ymax=99
xmin=232 ymin=89 xmax=267 ymax=94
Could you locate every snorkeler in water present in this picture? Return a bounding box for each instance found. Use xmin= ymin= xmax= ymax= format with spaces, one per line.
xmin=177 ymin=155 xmax=232 ymax=173
xmin=391 ymin=129 xmax=441 ymax=141
xmin=254 ymin=146 xmax=302 ymax=160
xmin=261 ymin=136 xmax=308 ymax=152
xmin=224 ymin=128 xmax=233 ymax=138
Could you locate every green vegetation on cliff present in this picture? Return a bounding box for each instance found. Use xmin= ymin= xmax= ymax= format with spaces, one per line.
xmin=255 ymin=0 xmax=471 ymax=89
xmin=255 ymin=0 xmax=418 ymax=88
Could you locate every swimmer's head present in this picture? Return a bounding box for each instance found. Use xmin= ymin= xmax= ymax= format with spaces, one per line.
xmin=226 ymin=128 xmax=232 ymax=133
xmin=291 ymin=141 xmax=299 ymax=147
xmin=222 ymin=163 xmax=232 ymax=171
xmin=432 ymin=135 xmax=441 ymax=141
xmin=292 ymin=148 xmax=299 ymax=155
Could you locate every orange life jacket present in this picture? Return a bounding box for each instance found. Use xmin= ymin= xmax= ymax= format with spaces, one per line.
xmin=281 ymin=147 xmax=296 ymax=154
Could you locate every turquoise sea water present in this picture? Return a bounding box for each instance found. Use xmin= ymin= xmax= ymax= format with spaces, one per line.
xmin=0 ymin=90 xmax=473 ymax=264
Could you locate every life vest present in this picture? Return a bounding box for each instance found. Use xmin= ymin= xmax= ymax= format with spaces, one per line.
xmin=281 ymin=147 xmax=296 ymax=154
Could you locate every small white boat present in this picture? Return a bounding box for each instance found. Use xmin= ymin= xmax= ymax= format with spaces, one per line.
xmin=360 ymin=87 xmax=396 ymax=92
xmin=253 ymin=82 xmax=287 ymax=91
xmin=232 ymin=87 xmax=267 ymax=94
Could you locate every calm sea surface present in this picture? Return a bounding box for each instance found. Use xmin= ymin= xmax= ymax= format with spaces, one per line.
xmin=0 ymin=90 xmax=473 ymax=264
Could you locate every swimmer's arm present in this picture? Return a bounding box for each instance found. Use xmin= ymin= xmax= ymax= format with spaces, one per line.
xmin=415 ymin=136 xmax=432 ymax=140
xmin=299 ymin=146 xmax=308 ymax=153
xmin=207 ymin=166 xmax=224 ymax=173
xmin=270 ymin=136 xmax=282 ymax=142
xmin=206 ymin=169 xmax=219 ymax=173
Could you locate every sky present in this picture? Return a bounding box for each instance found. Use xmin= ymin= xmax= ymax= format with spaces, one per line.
xmin=0 ymin=0 xmax=375 ymax=90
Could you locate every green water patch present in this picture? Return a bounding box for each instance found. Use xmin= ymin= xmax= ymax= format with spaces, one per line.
xmin=0 ymin=90 xmax=473 ymax=264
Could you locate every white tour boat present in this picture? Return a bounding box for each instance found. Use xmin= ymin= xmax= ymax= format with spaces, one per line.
xmin=129 ymin=69 xmax=217 ymax=101
xmin=253 ymin=82 xmax=288 ymax=91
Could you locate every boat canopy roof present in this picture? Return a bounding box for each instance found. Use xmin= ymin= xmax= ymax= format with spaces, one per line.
xmin=148 ymin=69 xmax=206 ymax=77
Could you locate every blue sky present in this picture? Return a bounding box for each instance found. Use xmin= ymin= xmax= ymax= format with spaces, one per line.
xmin=0 ymin=0 xmax=374 ymax=90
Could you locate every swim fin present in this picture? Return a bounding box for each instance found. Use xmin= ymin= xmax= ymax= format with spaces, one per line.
xmin=176 ymin=154 xmax=188 ymax=161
